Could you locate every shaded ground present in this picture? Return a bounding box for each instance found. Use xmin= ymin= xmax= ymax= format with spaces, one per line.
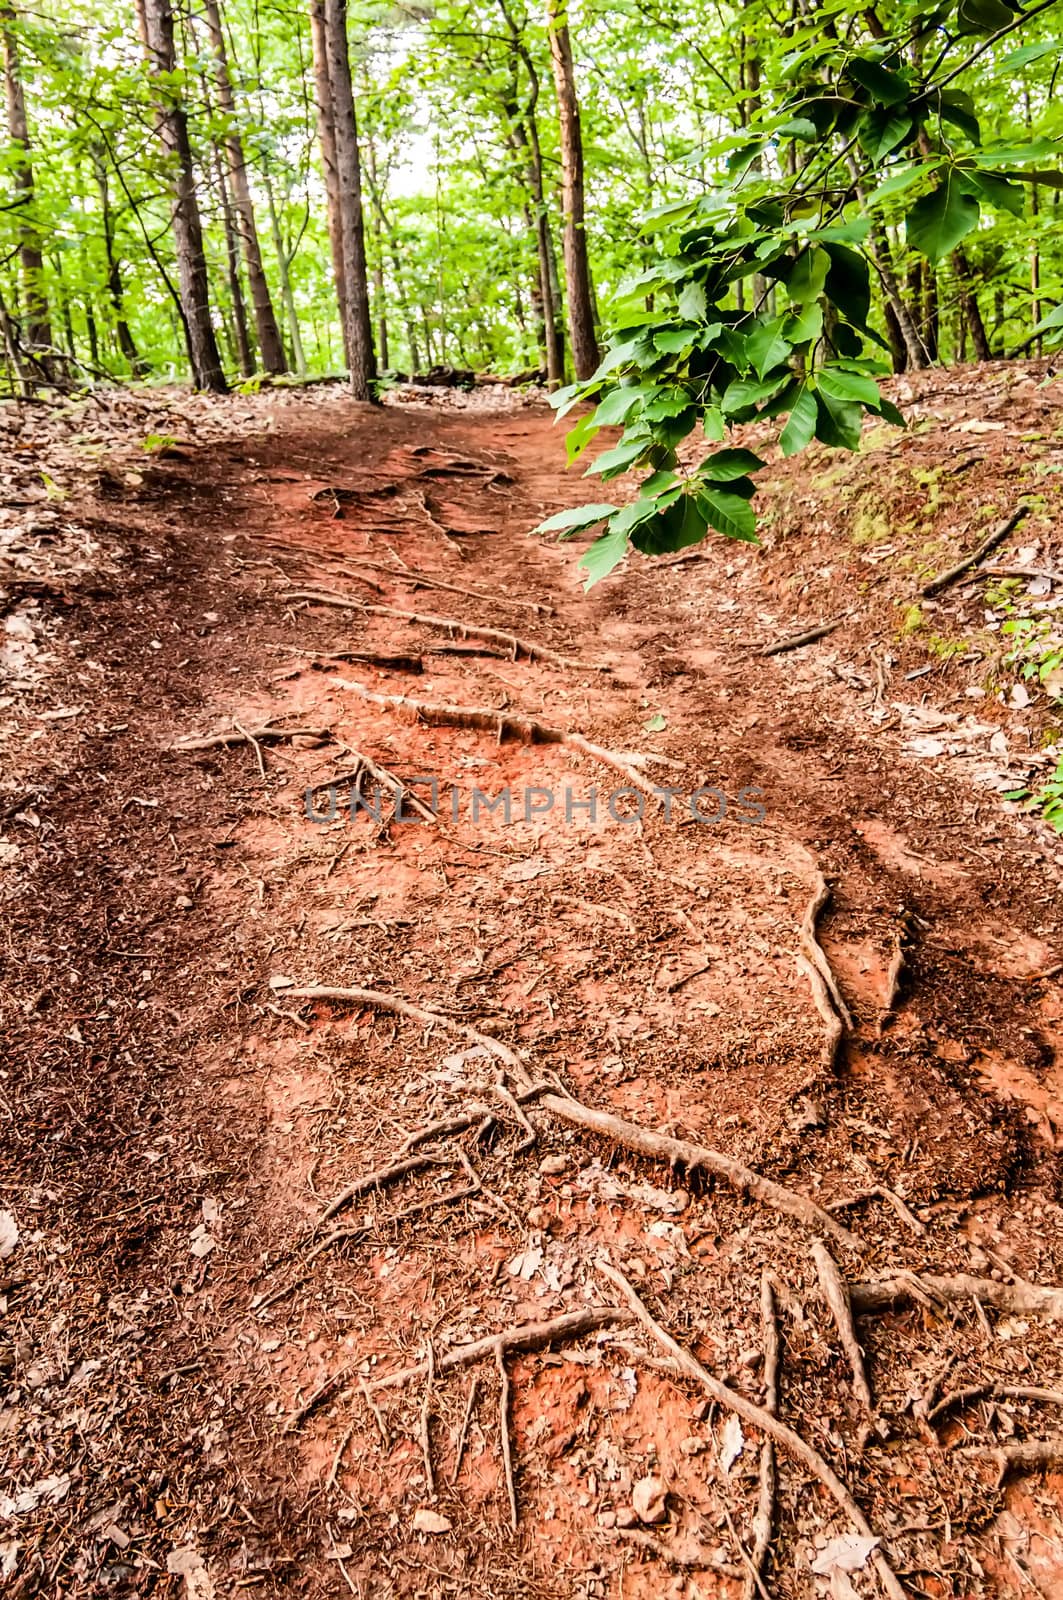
xmin=2 ymin=370 xmax=1063 ymax=1599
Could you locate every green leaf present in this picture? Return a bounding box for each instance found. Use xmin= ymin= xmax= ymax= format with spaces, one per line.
xmin=744 ymin=318 xmax=792 ymax=379
xmin=678 ymin=279 xmax=708 ymax=320
xmin=957 ymin=0 xmax=1014 ymax=32
xmin=823 ymin=243 xmax=871 ymax=328
xmin=877 ymin=398 xmax=907 ymax=428
xmin=565 ymin=410 xmax=600 ymax=465
xmin=585 ymin=435 xmax=651 ymax=478
xmin=814 ymin=386 xmax=864 ymax=451
xmin=772 ymin=115 xmax=819 ymax=140
xmin=631 ymin=494 xmax=710 ymax=554
xmin=702 ymin=447 xmax=767 ymax=482
xmin=959 ymin=168 xmax=1024 ymax=216
xmin=721 ymin=373 xmax=790 ymax=414
xmin=653 ymin=327 xmax=700 ymax=354
xmin=532 ymin=503 xmax=618 ymax=537
xmin=593 ymin=384 xmax=654 ymax=426
xmin=1001 ymin=40 xmax=1062 ymax=67
xmin=971 ymin=139 xmax=1059 ymax=165
xmin=938 ymin=89 xmax=980 ymax=145
xmin=780 ymin=385 xmax=818 ymax=456
xmin=703 ymin=407 xmax=726 ymax=442
xmin=866 ymin=110 xmax=913 ymax=162
xmin=785 ymin=246 xmax=830 ymax=305
xmin=786 ymin=301 xmax=824 ymax=344
xmin=905 ymin=175 xmax=979 ymax=262
xmin=579 ymin=520 xmax=632 ymax=588
xmin=864 ymin=159 xmax=940 ymax=208
xmin=847 ymin=56 xmax=910 ymax=107
xmin=697 ymin=486 xmax=758 ymax=542
xmin=816 ymin=365 xmax=881 ymax=407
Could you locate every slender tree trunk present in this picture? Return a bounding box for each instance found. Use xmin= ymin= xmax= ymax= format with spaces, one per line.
xmin=1030 ymin=179 xmax=1042 ymax=358
xmin=951 ymin=247 xmax=990 ymax=361
xmin=137 ymin=0 xmax=227 ymax=391
xmin=212 ymin=142 xmax=255 ymax=377
xmin=504 ymin=97 xmax=563 ymax=384
xmin=262 ymin=172 xmax=308 ymax=377
xmin=92 ymin=151 xmax=147 ymax=374
xmin=321 ymin=0 xmax=375 ymax=398
xmin=545 ymin=0 xmax=598 ymax=379
xmin=201 ymin=0 xmax=285 ymax=374
xmin=922 ymin=260 xmax=939 ymax=362
xmin=2 ymin=2 xmax=51 ymax=360
xmin=309 ymin=0 xmax=349 ymax=366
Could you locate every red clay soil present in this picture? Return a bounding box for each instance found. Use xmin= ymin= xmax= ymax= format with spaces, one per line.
xmin=2 ymin=372 xmax=1063 ymax=1600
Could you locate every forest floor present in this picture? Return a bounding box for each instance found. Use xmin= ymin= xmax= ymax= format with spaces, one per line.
xmin=2 ymin=363 xmax=1063 ymax=1600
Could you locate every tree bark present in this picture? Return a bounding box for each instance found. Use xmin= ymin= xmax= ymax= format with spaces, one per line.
xmin=137 ymin=0 xmax=227 ymax=391
xmin=263 ymin=171 xmax=308 ymax=377
xmin=2 ymin=2 xmax=51 ymax=359
xmin=952 ymin=246 xmax=991 ymax=361
xmin=91 ymin=149 xmax=147 ymax=375
xmin=321 ymin=0 xmax=376 ymax=399
xmin=546 ymin=0 xmax=598 ymax=379
xmin=201 ymin=0 xmax=285 ymax=374
xmin=309 ymin=0 xmax=349 ymax=366
xmin=212 ymin=141 xmax=255 ymax=377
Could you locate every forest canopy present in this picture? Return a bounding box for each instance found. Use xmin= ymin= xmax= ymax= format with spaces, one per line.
xmin=0 ymin=0 xmax=1060 ymax=405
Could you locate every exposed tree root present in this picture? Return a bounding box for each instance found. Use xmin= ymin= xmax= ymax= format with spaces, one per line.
xmin=597 ymin=1261 xmax=908 ymax=1600
xmin=283 ymin=588 xmax=584 ymax=669
xmin=796 ymin=873 xmax=852 ymax=1071
xmin=312 ymin=555 xmax=554 ymax=615
xmin=283 ymin=984 xmax=862 ymax=1249
xmin=959 ymin=1438 xmax=1063 ymax=1487
xmin=745 ymin=1273 xmax=778 ymax=1600
xmin=761 ymin=617 xmax=845 ymax=656
xmin=496 ymin=1343 xmax=518 ymax=1530
xmin=928 ymin=1382 xmax=1063 ymax=1424
xmin=920 ymin=504 xmax=1030 ymax=597
xmin=828 ymin=1186 xmax=926 ymax=1237
xmin=812 ymin=1240 xmax=875 ymax=1418
xmin=174 ymin=720 xmax=331 ymax=752
xmin=619 ymin=1530 xmax=742 ymax=1576
xmin=849 ymin=1271 xmax=1063 ymax=1321
xmin=360 ymin=1309 xmax=625 ymax=1395
xmin=309 ymin=745 xmax=437 ymax=824
xmin=333 ymin=678 xmax=679 ymax=798
xmin=452 ymin=1376 xmax=478 ymax=1484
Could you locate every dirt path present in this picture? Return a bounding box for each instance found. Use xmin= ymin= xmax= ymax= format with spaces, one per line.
xmin=3 ymin=391 xmax=1063 ymax=1599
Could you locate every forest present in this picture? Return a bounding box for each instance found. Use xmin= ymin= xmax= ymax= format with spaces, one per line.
xmin=4 ymin=2 xmax=1063 ymax=1598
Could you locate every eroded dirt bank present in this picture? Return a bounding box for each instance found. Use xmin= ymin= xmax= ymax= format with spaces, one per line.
xmin=2 ymin=380 xmax=1063 ymax=1599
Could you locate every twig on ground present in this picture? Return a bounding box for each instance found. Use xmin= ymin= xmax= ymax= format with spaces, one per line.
xmin=981 ymin=565 xmax=1063 ymax=587
xmin=762 ymin=617 xmax=846 ymax=657
xmin=359 ymin=1377 xmax=389 ymax=1447
xmin=745 ymin=1272 xmax=779 ymax=1600
xmin=326 ymin=1424 xmax=354 ymax=1490
xmin=283 ymin=984 xmax=861 ymax=1249
xmin=849 ymin=1271 xmax=1063 ymax=1321
xmin=828 ymin=1186 xmax=926 ymax=1236
xmin=597 ymin=1261 xmax=908 ymax=1600
xmin=364 ymin=1309 xmax=626 ymax=1394
xmin=920 ymin=504 xmax=1030 ymax=597
xmin=283 ymin=589 xmax=583 ymax=669
xmin=452 ymin=1376 xmax=478 ymax=1484
xmin=333 ymin=678 xmax=675 ymax=797
xmin=812 ymin=1240 xmax=875 ymax=1418
xmin=420 ymin=1339 xmax=436 ymax=1499
xmin=496 ymin=1342 xmax=518 ymax=1531
xmin=232 ymin=718 xmax=267 ymax=780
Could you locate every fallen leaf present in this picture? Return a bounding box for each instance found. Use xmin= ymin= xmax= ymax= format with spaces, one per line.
xmin=631 ymin=1474 xmax=668 ymax=1524
xmin=811 ymin=1533 xmax=880 ymax=1575
xmin=720 ymin=1412 xmax=745 ymax=1471
xmin=412 ymin=1509 xmax=452 ymax=1535
xmin=166 ymin=1546 xmax=215 ymax=1600
xmin=0 ymin=1211 xmax=19 ymax=1261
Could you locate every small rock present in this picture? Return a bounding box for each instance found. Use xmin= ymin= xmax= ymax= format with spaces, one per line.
xmin=631 ymin=1474 xmax=668 ymax=1524
xmin=615 ymin=1507 xmax=639 ymax=1530
xmin=539 ymin=1155 xmax=568 ymax=1176
xmin=175 ymin=894 xmax=193 ymax=910
xmin=598 ymin=1509 xmax=617 ymax=1528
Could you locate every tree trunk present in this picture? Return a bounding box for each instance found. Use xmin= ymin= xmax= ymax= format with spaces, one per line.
xmin=309 ymin=0 xmax=350 ymax=367
xmin=321 ymin=0 xmax=376 ymax=399
xmin=545 ymin=0 xmax=598 ymax=379
xmin=504 ymin=95 xmax=564 ymax=384
xmin=212 ymin=142 xmax=255 ymax=377
xmin=2 ymin=2 xmax=51 ymax=360
xmin=137 ymin=0 xmax=227 ymax=391
xmin=201 ymin=0 xmax=285 ymax=374
xmin=92 ymin=150 xmax=147 ymax=375
xmin=952 ymin=247 xmax=990 ymax=361
xmin=262 ymin=172 xmax=308 ymax=377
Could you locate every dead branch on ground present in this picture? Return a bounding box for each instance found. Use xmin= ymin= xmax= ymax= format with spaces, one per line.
xmin=920 ymin=504 xmax=1030 ymax=597
xmin=849 ymin=1271 xmax=1063 ymax=1321
xmin=745 ymin=1273 xmax=779 ymax=1600
xmin=174 ymin=720 xmax=331 ymax=752
xmin=762 ymin=617 xmax=845 ymax=657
